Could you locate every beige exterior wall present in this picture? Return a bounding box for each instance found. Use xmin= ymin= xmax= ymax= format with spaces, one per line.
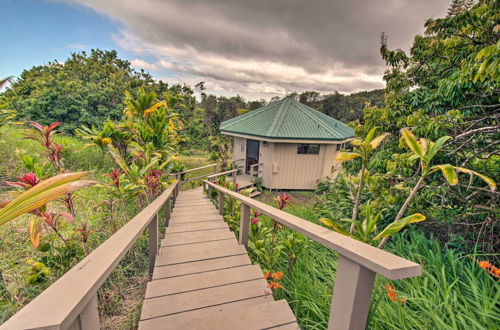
xmin=259 ymin=140 xmax=273 ymax=187
xmin=270 ymin=143 xmax=324 ymax=189
xmin=231 ymin=135 xmax=342 ymax=190
xmin=232 ymin=137 xmax=246 ymax=168
xmin=321 ymin=144 xmax=341 ymax=179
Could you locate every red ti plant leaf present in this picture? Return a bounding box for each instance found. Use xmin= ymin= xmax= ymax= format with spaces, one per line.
xmin=5 ymin=172 xmax=40 ymax=190
xmin=275 ymin=192 xmax=292 ymax=210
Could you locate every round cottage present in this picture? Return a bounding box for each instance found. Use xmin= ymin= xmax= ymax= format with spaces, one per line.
xmin=220 ymin=97 xmax=354 ymax=190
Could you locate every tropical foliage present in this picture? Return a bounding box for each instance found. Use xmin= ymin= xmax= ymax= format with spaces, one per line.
xmin=0 ymin=77 xmax=15 ymax=127
xmin=319 ymin=0 xmax=499 ymax=253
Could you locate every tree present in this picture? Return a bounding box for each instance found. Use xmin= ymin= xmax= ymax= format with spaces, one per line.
xmin=1 ymin=50 xmax=168 ymax=132
xmin=346 ymin=0 xmax=499 ymax=251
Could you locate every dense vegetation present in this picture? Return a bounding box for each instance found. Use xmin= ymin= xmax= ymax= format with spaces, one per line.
xmin=209 ymin=190 xmax=499 ymax=329
xmin=0 ymin=0 xmax=498 ymax=328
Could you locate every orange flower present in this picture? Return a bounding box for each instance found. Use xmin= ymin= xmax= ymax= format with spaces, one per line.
xmin=271 ymin=272 xmax=284 ymax=280
xmin=489 ymin=266 xmax=500 ymax=278
xmin=478 ymin=261 xmax=492 ymax=269
xmin=268 ymin=281 xmax=281 ymax=290
xmin=385 ymin=283 xmax=397 ymax=301
xmin=263 ymin=272 xmax=271 ymax=280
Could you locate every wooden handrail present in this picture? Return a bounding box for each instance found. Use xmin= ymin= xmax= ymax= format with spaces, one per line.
xmin=249 ymin=163 xmax=262 ymax=177
xmin=204 ymin=180 xmax=421 ymax=329
xmin=168 ymin=163 xmax=217 ymax=176
xmin=207 ymin=169 xmax=238 ymax=180
xmin=1 ymin=182 xmax=178 ymax=330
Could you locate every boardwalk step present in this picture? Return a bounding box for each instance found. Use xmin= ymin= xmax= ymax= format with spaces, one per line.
xmin=153 ymin=254 xmax=252 ymax=279
xmin=139 ymin=279 xmax=270 ymax=324
xmin=146 ymin=264 xmax=264 ymax=298
xmin=170 ymin=213 xmax=222 ymax=222
xmin=156 ymin=238 xmax=247 ymax=265
xmin=160 ymin=228 xmax=234 ymax=247
xmin=140 ymin=187 xmax=297 ymax=329
xmin=165 ymin=221 xmax=228 ymax=233
xmin=140 ymin=299 xmax=298 ymax=330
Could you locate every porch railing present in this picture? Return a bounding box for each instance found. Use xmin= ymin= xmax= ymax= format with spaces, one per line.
xmin=204 ymin=180 xmax=422 ymax=330
xmin=249 ymin=162 xmax=263 ymax=177
xmin=1 ymin=181 xmax=178 ymax=330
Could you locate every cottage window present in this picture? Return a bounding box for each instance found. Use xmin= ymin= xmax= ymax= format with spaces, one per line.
xmin=297 ymin=144 xmax=319 ymax=155
xmin=336 ymin=143 xmax=345 ymax=151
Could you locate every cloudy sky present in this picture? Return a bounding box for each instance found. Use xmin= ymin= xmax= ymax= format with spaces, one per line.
xmin=1 ymin=0 xmax=450 ymax=99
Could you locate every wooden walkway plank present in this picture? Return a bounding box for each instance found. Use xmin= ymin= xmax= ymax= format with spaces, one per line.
xmin=138 ymin=296 xmax=272 ymax=330
xmin=153 ymin=254 xmax=252 ymax=279
xmin=145 ymin=264 xmax=264 ymax=298
xmin=141 ymin=299 xmax=297 ymax=330
xmin=165 ymin=221 xmax=228 ymax=233
xmin=160 ymin=228 xmax=234 ymax=246
xmin=139 ymin=187 xmax=298 ymax=330
xmin=140 ymin=279 xmax=270 ymax=320
xmin=156 ymin=239 xmax=247 ymax=265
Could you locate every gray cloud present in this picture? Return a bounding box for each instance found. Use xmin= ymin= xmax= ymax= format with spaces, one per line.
xmin=65 ymin=0 xmax=449 ymax=98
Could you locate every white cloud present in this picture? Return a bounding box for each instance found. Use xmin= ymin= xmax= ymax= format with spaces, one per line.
xmin=130 ymin=58 xmax=157 ymax=71
xmin=63 ymin=0 xmax=449 ymax=99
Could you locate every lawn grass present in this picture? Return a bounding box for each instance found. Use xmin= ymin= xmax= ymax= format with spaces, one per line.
xmin=176 ymin=150 xmax=216 ymax=190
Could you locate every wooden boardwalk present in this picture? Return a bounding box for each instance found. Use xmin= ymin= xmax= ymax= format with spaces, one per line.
xmin=139 ymin=187 xmax=299 ymax=330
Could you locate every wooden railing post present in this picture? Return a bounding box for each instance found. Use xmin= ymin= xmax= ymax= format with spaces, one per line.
xmin=175 ymin=174 xmax=181 ymax=198
xmin=165 ymin=198 xmax=171 ymax=226
xmin=213 ymin=164 xmax=217 ymax=173
xmin=74 ymin=293 xmax=99 ymax=329
xmin=148 ymin=214 xmax=159 ymax=275
xmin=232 ymin=170 xmax=237 ymax=185
xmin=207 ymin=185 xmax=212 ymax=200
xmin=328 ymin=255 xmax=376 ymax=330
xmin=239 ymin=204 xmax=250 ymax=247
xmin=219 ymin=192 xmax=225 ymax=215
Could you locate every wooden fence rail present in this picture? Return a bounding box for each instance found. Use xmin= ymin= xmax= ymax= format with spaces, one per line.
xmin=167 ymin=163 xmax=217 ymax=176
xmin=1 ymin=182 xmax=178 ymax=330
xmin=204 ymin=180 xmax=422 ymax=330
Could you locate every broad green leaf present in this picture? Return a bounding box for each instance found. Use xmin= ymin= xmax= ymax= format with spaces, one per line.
xmin=0 ymin=172 xmax=95 ymax=226
xmin=408 ymin=154 xmax=420 ymax=162
xmin=350 ymin=138 xmax=363 ymax=146
xmin=401 ymin=128 xmax=425 ymax=159
xmin=364 ymin=127 xmax=377 ymax=144
xmin=335 ymin=152 xmax=361 ymax=162
xmin=425 ymin=135 xmax=452 ymax=163
xmin=320 ymin=217 xmax=335 ymax=227
xmin=454 ymin=167 xmax=496 ymax=191
xmin=320 ymin=218 xmax=355 ymax=238
xmin=373 ymin=213 xmax=426 ymax=240
xmin=431 ymin=164 xmax=458 ymax=185
xmin=370 ymin=132 xmax=391 ymax=149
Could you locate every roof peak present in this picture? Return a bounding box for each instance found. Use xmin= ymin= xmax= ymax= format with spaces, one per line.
xmin=219 ymin=98 xmax=354 ymax=141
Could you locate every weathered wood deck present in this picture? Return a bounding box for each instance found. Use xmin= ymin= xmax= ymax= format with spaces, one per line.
xmin=139 ymin=187 xmax=299 ymax=330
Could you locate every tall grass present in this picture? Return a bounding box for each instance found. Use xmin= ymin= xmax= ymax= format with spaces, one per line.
xmin=0 ymin=125 xmax=148 ymax=327
xmin=256 ymin=199 xmax=499 ymax=329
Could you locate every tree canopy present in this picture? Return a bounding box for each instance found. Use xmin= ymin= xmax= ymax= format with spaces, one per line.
xmin=1 ymin=49 xmax=170 ymax=132
xmin=346 ymin=0 xmax=499 ymax=252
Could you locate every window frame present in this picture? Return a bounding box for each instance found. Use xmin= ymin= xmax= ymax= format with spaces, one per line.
xmin=297 ymin=143 xmax=320 ymax=155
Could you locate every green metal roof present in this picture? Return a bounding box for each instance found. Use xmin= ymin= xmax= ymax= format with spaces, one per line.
xmin=220 ymin=97 xmax=354 ymax=140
